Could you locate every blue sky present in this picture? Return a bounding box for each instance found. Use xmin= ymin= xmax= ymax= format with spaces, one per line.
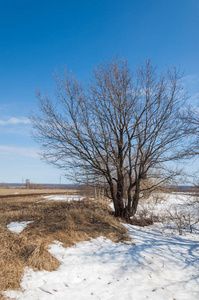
xmin=0 ymin=0 xmax=199 ymax=184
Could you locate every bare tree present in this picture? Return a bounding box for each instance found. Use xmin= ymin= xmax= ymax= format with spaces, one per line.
xmin=31 ymin=58 xmax=188 ymax=218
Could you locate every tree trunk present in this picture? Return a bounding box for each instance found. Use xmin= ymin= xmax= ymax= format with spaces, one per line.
xmin=114 ymin=198 xmax=124 ymax=217
xmin=130 ymin=180 xmax=141 ymax=216
xmin=114 ymin=177 xmax=125 ymax=217
xmin=124 ymin=188 xmax=133 ymax=220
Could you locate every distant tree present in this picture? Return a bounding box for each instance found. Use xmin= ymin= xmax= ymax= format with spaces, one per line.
xmin=31 ymin=58 xmax=188 ymax=218
xmin=182 ymin=103 xmax=199 ymax=156
xmin=181 ymin=101 xmax=199 ymax=186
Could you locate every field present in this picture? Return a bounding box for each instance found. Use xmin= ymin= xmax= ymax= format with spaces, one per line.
xmin=0 ymin=189 xmax=129 ymax=299
xmin=0 ymin=187 xmax=78 ymax=197
xmin=0 ymin=189 xmax=199 ymax=299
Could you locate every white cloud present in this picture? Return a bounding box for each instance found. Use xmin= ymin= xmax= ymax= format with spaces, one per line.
xmin=183 ymin=74 xmax=199 ymax=85
xmin=187 ymin=92 xmax=199 ymax=106
xmin=0 ymin=145 xmax=39 ymax=158
xmin=0 ymin=117 xmax=31 ymax=125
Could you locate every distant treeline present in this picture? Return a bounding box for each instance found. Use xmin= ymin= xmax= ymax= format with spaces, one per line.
xmin=1 ymin=183 xmax=81 ymax=190
xmin=1 ymin=183 xmax=196 ymax=193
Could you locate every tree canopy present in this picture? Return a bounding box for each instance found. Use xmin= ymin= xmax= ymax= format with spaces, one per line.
xmin=32 ymin=58 xmax=188 ymax=217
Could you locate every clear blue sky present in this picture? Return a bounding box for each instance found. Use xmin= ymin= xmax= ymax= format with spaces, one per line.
xmin=0 ymin=0 xmax=199 ymax=184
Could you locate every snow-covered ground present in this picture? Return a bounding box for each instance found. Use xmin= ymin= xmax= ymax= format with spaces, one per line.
xmin=43 ymin=195 xmax=84 ymax=201
xmin=3 ymin=193 xmax=199 ymax=300
xmin=137 ymin=193 xmax=199 ymax=235
xmin=139 ymin=192 xmax=199 ymax=218
xmin=6 ymin=221 xmax=32 ymax=234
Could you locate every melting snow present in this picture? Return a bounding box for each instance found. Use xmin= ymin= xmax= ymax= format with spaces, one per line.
xmin=3 ymin=193 xmax=199 ymax=299
xmin=3 ymin=225 xmax=199 ymax=300
xmin=43 ymin=195 xmax=84 ymax=202
xmin=6 ymin=221 xmax=32 ymax=234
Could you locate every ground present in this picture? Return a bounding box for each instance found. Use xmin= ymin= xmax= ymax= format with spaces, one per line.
xmin=1 ymin=189 xmax=199 ymax=299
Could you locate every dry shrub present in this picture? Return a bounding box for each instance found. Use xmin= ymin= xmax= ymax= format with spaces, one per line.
xmin=0 ymin=195 xmax=130 ymax=298
xmin=129 ymin=215 xmax=154 ymax=226
xmin=129 ymin=208 xmax=160 ymax=227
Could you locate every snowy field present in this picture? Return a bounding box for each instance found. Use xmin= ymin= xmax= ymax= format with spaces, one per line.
xmin=3 ymin=193 xmax=199 ymax=300
xmin=137 ymin=192 xmax=199 ymax=235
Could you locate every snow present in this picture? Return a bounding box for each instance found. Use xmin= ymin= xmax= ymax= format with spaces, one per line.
xmin=137 ymin=193 xmax=199 ymax=235
xmin=43 ymin=195 xmax=84 ymax=202
xmin=140 ymin=192 xmax=199 ymax=217
xmin=109 ymin=201 xmax=114 ymax=211
xmin=2 ymin=193 xmax=199 ymax=299
xmin=110 ymin=193 xmax=199 ymax=234
xmin=6 ymin=221 xmax=32 ymax=234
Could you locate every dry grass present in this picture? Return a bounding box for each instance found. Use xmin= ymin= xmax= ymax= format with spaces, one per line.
xmin=0 ymin=194 xmax=130 ymax=299
xmin=0 ymin=187 xmax=78 ymax=197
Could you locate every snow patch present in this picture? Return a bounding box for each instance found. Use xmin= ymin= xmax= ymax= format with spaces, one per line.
xmin=6 ymin=221 xmax=32 ymax=234
xmin=109 ymin=202 xmax=114 ymax=211
xmin=43 ymin=195 xmax=84 ymax=202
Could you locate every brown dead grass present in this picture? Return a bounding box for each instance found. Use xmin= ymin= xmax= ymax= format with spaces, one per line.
xmin=0 ymin=187 xmax=78 ymax=197
xmin=0 ymin=194 xmax=130 ymax=299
